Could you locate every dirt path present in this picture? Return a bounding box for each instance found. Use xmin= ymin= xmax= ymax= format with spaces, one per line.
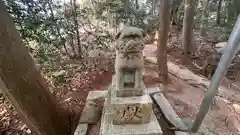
xmin=143 ymin=43 xmax=239 ymax=135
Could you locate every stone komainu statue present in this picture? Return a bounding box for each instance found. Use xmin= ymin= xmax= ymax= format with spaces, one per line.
xmin=114 ymin=26 xmax=146 ymax=96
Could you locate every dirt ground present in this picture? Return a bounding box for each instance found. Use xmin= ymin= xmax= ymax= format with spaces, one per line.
xmin=1 ymin=26 xmax=240 ymax=135
xmin=143 ymin=26 xmax=240 ymax=135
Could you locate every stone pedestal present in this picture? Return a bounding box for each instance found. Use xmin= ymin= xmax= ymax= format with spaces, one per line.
xmin=111 ymin=90 xmax=152 ymax=124
xmin=100 ymin=102 xmax=163 ymax=135
xmin=100 ymin=77 xmax=163 ymax=135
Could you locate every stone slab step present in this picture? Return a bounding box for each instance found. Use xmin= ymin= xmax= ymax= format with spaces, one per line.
xmin=74 ymin=124 xmax=88 ymax=135
xmin=153 ymin=92 xmax=188 ymax=131
xmin=86 ymin=90 xmax=108 ymax=101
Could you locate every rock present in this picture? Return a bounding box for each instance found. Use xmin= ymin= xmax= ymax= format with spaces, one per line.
xmin=233 ymin=104 xmax=240 ymax=115
xmin=214 ymin=96 xmax=230 ymax=112
xmin=74 ymin=124 xmax=88 ymax=135
xmin=175 ymin=131 xmax=204 ymax=135
xmin=234 ymin=94 xmax=240 ymax=102
xmin=215 ymin=42 xmax=227 ymax=54
xmin=26 ymin=129 xmax=31 ymax=134
xmin=79 ymin=101 xmax=102 ymax=124
xmin=86 ymin=90 xmax=108 ymax=101
xmin=174 ymin=131 xmax=189 ymax=135
xmin=205 ymin=53 xmax=222 ymax=66
xmin=226 ymin=113 xmax=240 ymax=133
xmin=153 ymin=93 xmax=188 ymax=131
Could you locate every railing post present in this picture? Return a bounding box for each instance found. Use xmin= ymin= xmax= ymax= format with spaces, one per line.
xmin=191 ymin=14 xmax=240 ymax=132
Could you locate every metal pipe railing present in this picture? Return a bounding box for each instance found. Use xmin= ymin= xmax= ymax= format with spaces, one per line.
xmin=191 ymin=14 xmax=240 ymax=132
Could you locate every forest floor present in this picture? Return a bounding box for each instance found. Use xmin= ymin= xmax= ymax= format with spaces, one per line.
xmin=0 ymin=26 xmax=240 ymax=135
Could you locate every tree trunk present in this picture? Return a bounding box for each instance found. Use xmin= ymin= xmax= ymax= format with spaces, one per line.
xmin=170 ymin=0 xmax=183 ymax=25
xmin=226 ymin=0 xmax=235 ymax=24
xmin=63 ymin=2 xmax=78 ymax=58
xmin=124 ymin=0 xmax=130 ymax=24
xmin=0 ymin=2 xmax=71 ymax=135
xmin=152 ymin=0 xmax=156 ymax=16
xmin=71 ymin=0 xmax=81 ymax=59
xmin=135 ymin=0 xmax=139 ymax=25
xmin=157 ymin=0 xmax=170 ymax=85
xmin=200 ymin=0 xmax=210 ymax=36
xmin=89 ymin=0 xmax=96 ymax=16
xmin=48 ymin=0 xmax=73 ymax=58
xmin=216 ymin=0 xmax=223 ymax=25
xmin=182 ymin=0 xmax=194 ymax=58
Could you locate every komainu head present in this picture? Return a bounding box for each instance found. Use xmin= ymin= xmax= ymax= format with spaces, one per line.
xmin=115 ymin=26 xmax=146 ymax=53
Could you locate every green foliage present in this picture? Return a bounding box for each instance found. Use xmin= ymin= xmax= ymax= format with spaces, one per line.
xmin=4 ymin=0 xmax=161 ymax=64
xmin=92 ymin=0 xmax=158 ymax=30
xmin=4 ymin=0 xmax=78 ymax=62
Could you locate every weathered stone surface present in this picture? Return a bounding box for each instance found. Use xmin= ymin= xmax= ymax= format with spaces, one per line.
xmin=226 ymin=113 xmax=240 ymax=133
xmin=123 ymin=71 xmax=135 ymax=84
xmin=215 ymin=42 xmax=227 ymax=54
xmin=74 ymin=124 xmax=88 ymax=135
xmin=147 ymin=87 xmax=162 ymax=95
xmin=153 ymin=93 xmax=188 ymax=131
xmin=233 ymin=103 xmax=240 ymax=115
xmin=177 ymin=132 xmax=203 ymax=135
xmin=114 ymin=26 xmax=145 ymax=98
xmin=100 ymin=100 xmax=163 ymax=135
xmin=112 ymin=102 xmax=152 ymax=124
xmin=234 ymin=94 xmax=240 ymax=102
xmin=115 ymin=69 xmax=144 ymax=97
xmin=214 ymin=96 xmax=230 ymax=112
xmin=174 ymin=131 xmax=189 ymax=135
xmin=116 ymin=88 xmax=143 ymax=97
xmin=111 ymin=92 xmax=152 ymax=124
xmin=86 ymin=90 xmax=108 ymax=101
xmin=79 ymin=101 xmax=102 ymax=124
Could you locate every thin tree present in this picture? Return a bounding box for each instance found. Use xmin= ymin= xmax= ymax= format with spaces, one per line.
xmin=70 ymin=0 xmax=81 ymax=59
xmin=135 ymin=0 xmax=139 ymax=25
xmin=48 ymin=0 xmax=72 ymax=57
xmin=216 ymin=0 xmax=223 ymax=25
xmin=63 ymin=0 xmax=78 ymax=58
xmin=157 ymin=0 xmax=170 ymax=85
xmin=0 ymin=2 xmax=71 ymax=135
xmin=182 ymin=0 xmax=194 ymax=58
xmin=200 ymin=0 xmax=210 ymax=36
xmin=124 ymin=0 xmax=130 ymax=24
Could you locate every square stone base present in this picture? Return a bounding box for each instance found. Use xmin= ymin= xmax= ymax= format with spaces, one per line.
xmin=111 ymin=91 xmax=152 ymax=124
xmin=116 ymin=87 xmax=143 ymax=97
xmin=100 ymin=100 xmax=163 ymax=135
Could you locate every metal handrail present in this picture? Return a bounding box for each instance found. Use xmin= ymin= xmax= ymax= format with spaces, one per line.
xmin=191 ymin=14 xmax=240 ymax=133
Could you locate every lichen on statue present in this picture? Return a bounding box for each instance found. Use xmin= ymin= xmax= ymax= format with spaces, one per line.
xmin=115 ymin=26 xmax=146 ymax=60
xmin=114 ymin=26 xmax=146 ymax=93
